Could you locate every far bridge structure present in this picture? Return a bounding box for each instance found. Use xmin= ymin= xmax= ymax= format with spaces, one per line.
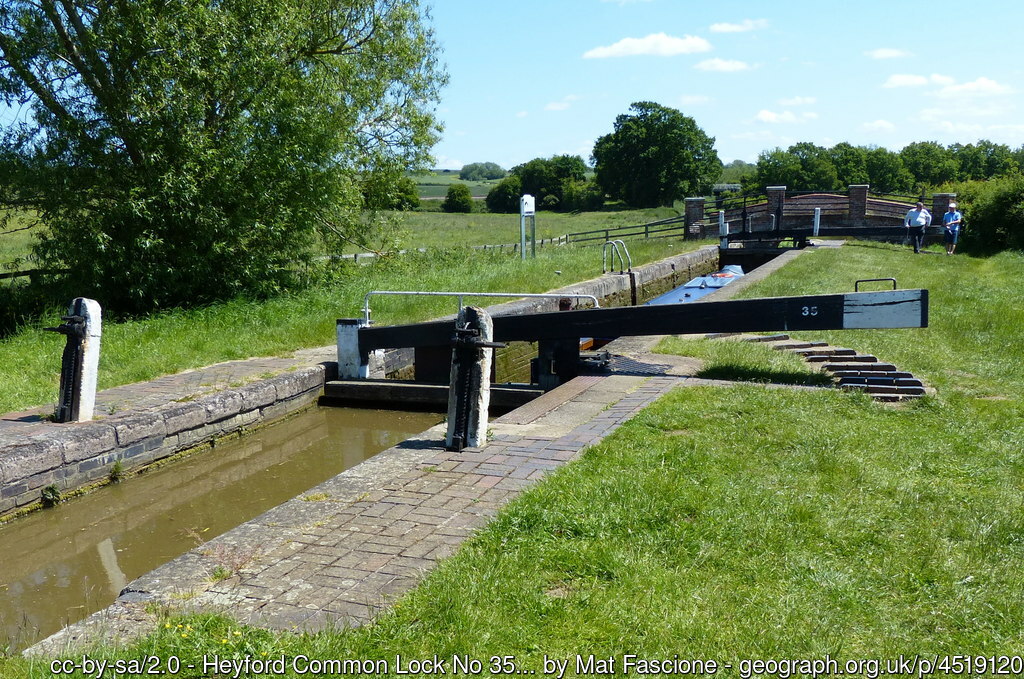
xmin=684 ymin=185 xmax=958 ymax=268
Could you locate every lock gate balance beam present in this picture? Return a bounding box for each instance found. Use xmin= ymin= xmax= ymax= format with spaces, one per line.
xmin=353 ymin=289 xmax=928 ymax=354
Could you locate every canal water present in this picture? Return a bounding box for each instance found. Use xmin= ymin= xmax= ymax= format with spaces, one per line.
xmin=0 ymin=407 xmax=440 ymax=653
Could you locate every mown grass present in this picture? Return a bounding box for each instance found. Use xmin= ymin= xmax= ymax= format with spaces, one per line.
xmin=0 ymin=239 xmax=701 ymax=414
xmin=5 ymin=241 xmax=1023 ymax=672
xmin=655 ymin=335 xmax=833 ymax=386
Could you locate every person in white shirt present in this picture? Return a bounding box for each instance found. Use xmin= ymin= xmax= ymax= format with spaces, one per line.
xmin=904 ymin=202 xmax=931 ymax=254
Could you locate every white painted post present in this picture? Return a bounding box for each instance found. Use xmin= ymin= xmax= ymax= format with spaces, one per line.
xmin=719 ymin=210 xmax=728 ymax=249
xmin=520 ymin=194 xmax=535 ymax=261
xmin=76 ymin=298 xmax=101 ymax=422
xmin=813 ymin=207 xmax=821 ymax=237
xmin=336 ymin=318 xmax=369 ymax=379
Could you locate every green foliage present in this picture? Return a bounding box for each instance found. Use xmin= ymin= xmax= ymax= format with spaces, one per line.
xmin=900 ymin=141 xmax=959 ymax=187
xmin=828 ymin=142 xmax=869 ymax=187
xmin=459 ymin=162 xmax=506 ymax=181
xmin=864 ymin=146 xmax=914 ymax=194
xmin=40 ymin=484 xmax=61 ymax=507
xmin=0 ymin=0 xmax=445 ymax=315
xmin=950 ymin=140 xmax=1019 ymax=180
xmin=593 ymin=101 xmax=720 ymax=208
xmin=441 ymin=183 xmax=473 ymax=213
xmin=363 ymin=174 xmax=420 ymax=211
xmin=719 ymin=159 xmax=756 ymax=184
xmin=754 ymin=147 xmax=802 ymax=189
xmin=509 ymin=155 xmax=587 ymax=210
xmin=485 ymin=175 xmax=522 ymax=213
xmin=938 ymin=174 xmax=1024 ymax=252
xmin=559 ymin=178 xmax=605 ymax=212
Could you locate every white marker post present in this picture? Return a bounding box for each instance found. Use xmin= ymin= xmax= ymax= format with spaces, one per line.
xmin=336 ymin=318 xmax=370 ymax=379
xmin=719 ymin=210 xmax=728 ymax=249
xmin=813 ymin=207 xmax=821 ymax=238
xmin=520 ymin=194 xmax=536 ymax=260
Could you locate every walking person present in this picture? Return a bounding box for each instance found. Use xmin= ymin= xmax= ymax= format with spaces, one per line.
xmin=943 ymin=202 xmax=962 ymax=255
xmin=904 ymin=201 xmax=931 ymax=254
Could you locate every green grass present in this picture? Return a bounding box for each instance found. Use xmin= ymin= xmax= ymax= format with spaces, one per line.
xmin=6 ymin=240 xmax=1024 ymax=672
xmin=0 ymin=212 xmax=41 ymax=275
xmin=0 ymin=239 xmax=704 ymax=414
xmin=725 ymin=241 xmax=1024 ymax=400
xmin=392 ymin=207 xmax=683 ymax=248
xmin=410 ymin=172 xmax=499 ymax=199
xmin=655 ymin=336 xmax=833 ymax=386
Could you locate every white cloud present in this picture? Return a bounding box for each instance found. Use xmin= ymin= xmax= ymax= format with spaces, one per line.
xmin=544 ymin=94 xmax=579 ymax=111
xmin=710 ymin=19 xmax=768 ymax=33
xmin=883 ymin=74 xmax=929 ymax=88
xmin=754 ymin=109 xmax=817 ymax=124
xmin=865 ymin=48 xmax=910 ymax=59
xmin=516 ymin=111 xmax=528 ymax=118
xmin=583 ymin=33 xmax=711 ymax=58
xmin=779 ymin=96 xmax=816 ymax=106
xmin=695 ymin=58 xmax=750 ymax=72
xmin=936 ymin=77 xmax=1012 ymax=98
xmin=680 ymin=95 xmax=712 ymax=106
xmin=883 ymin=73 xmax=955 ymax=88
xmin=863 ymin=119 xmax=895 ymax=132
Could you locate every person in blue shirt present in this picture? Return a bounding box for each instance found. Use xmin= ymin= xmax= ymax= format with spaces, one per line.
xmin=943 ymin=202 xmax=962 ymax=256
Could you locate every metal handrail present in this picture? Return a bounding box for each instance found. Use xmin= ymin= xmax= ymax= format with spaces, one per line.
xmin=602 ymin=239 xmax=632 ymax=274
xmin=362 ymin=290 xmax=600 ymax=324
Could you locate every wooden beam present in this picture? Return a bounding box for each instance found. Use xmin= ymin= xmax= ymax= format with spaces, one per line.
xmin=358 ymin=289 xmax=928 ymax=351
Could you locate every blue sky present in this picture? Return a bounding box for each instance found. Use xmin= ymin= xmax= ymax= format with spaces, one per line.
xmin=427 ymin=0 xmax=1024 ymax=169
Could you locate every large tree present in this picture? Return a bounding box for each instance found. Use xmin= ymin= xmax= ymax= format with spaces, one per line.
xmin=592 ymin=102 xmax=720 ymax=208
xmin=0 ymin=0 xmax=445 ymax=313
xmin=900 ymin=141 xmax=958 ymax=187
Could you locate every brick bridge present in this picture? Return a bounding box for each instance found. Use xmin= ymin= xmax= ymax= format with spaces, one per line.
xmin=683 ymin=185 xmax=958 ymax=247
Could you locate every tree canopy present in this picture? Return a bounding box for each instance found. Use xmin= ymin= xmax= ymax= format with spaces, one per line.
xmin=459 ymin=162 xmax=505 ymax=181
xmin=592 ymin=102 xmax=720 ymax=208
xmin=0 ymin=0 xmax=445 ymax=313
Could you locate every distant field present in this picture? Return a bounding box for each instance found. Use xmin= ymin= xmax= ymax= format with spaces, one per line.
xmin=392 ymin=207 xmax=682 ymax=248
xmin=410 ymin=172 xmax=500 ymax=199
xmin=0 ymin=212 xmax=41 ymax=277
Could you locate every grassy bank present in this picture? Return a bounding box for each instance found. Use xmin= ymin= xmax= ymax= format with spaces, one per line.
xmin=0 ymin=239 xmax=700 ymax=414
xmin=5 ymin=241 xmax=1023 ymax=673
xmin=391 ymin=207 xmax=682 ymax=248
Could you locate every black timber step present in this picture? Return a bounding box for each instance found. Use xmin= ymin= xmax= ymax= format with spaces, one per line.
xmin=772 ymin=341 xmax=829 ymax=350
xmin=800 ymin=349 xmax=858 ymax=360
xmin=838 ymin=376 xmax=925 ymax=388
xmin=830 ymin=370 xmax=914 ymax=380
xmin=321 ymin=379 xmax=543 ymax=412
xmin=823 ymin=362 xmax=897 ymax=373
xmin=743 ymin=334 xmax=791 ymax=343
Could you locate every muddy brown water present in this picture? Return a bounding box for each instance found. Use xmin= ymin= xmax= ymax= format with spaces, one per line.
xmin=0 ymin=407 xmax=440 ymax=653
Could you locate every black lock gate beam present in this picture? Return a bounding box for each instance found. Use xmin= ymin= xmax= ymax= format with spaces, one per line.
xmin=357 ymin=289 xmax=928 ymax=352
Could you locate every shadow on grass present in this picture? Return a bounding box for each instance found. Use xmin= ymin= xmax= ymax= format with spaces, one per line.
xmin=696 ymin=365 xmax=834 ymax=387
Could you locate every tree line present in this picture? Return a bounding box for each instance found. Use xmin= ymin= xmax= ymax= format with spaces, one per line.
xmin=744 ymin=140 xmax=1024 ymax=195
